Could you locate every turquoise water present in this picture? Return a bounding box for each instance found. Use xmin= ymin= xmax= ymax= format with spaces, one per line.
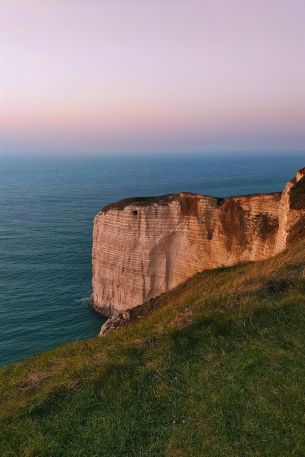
xmin=0 ymin=153 xmax=304 ymax=365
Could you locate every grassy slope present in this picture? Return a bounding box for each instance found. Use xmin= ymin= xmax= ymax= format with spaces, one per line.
xmin=1 ymin=241 xmax=305 ymax=457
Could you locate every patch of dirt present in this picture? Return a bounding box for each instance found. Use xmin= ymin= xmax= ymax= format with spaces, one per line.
xmin=20 ymin=372 xmax=49 ymax=392
xmin=171 ymin=309 xmax=193 ymax=330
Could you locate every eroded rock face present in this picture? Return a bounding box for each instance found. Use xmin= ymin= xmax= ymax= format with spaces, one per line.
xmin=91 ymin=168 xmax=305 ymax=316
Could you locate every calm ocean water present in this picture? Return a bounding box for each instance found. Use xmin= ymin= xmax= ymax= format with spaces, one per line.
xmin=0 ymin=153 xmax=304 ymax=365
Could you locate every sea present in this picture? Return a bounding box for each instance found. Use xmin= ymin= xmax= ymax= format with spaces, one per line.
xmin=0 ymin=153 xmax=304 ymax=365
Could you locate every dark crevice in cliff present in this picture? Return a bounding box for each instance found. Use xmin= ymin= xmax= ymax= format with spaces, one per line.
xmin=219 ymin=199 xmax=248 ymax=249
xmin=287 ymin=216 xmax=305 ymax=244
xmin=256 ymin=214 xmax=279 ymax=241
xmin=290 ymin=175 xmax=305 ymax=210
xmin=179 ymin=195 xmax=199 ymax=218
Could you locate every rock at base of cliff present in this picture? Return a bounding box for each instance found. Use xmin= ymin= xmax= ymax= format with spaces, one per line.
xmin=99 ymin=311 xmax=130 ymax=336
xmin=88 ymin=294 xmax=113 ymax=318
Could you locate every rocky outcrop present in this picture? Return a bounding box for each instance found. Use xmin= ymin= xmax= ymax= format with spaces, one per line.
xmin=91 ymin=168 xmax=305 ymax=317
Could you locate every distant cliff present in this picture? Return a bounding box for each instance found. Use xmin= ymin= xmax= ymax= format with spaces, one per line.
xmin=91 ymin=168 xmax=305 ymax=317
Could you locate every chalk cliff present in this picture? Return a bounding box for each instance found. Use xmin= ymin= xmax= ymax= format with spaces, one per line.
xmin=91 ymin=168 xmax=305 ymax=317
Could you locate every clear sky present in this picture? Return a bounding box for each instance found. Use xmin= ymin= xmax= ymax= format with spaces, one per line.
xmin=1 ymin=0 xmax=305 ymax=155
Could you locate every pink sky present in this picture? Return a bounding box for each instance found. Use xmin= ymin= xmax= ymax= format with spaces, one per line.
xmin=0 ymin=0 xmax=305 ymax=154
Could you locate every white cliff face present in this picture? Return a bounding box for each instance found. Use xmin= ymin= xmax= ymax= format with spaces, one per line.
xmin=91 ymin=169 xmax=305 ymax=316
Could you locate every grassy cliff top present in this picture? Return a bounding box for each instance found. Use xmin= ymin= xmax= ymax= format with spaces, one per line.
xmin=101 ymin=192 xmax=201 ymax=212
xmin=100 ymin=192 xmax=282 ymax=213
xmin=1 ymin=241 xmax=305 ymax=456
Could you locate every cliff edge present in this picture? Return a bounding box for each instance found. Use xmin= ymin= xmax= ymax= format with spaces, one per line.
xmin=91 ymin=168 xmax=305 ymax=317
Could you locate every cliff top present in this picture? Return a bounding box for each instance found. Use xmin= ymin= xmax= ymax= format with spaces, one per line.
xmin=100 ymin=190 xmax=282 ymax=213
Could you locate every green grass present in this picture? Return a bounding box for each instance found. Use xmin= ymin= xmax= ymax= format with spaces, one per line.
xmin=1 ymin=241 xmax=305 ymax=457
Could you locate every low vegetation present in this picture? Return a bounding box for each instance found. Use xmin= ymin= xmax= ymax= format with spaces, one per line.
xmin=1 ymin=241 xmax=305 ymax=457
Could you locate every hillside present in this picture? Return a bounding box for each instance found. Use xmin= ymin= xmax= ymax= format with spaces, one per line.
xmin=1 ymin=240 xmax=305 ymax=457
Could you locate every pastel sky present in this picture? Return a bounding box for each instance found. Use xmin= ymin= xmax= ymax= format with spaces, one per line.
xmin=1 ymin=0 xmax=305 ymax=154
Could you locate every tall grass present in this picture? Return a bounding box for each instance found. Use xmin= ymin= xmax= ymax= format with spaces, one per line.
xmin=1 ymin=241 xmax=305 ymax=456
